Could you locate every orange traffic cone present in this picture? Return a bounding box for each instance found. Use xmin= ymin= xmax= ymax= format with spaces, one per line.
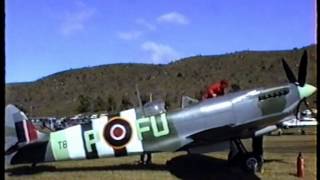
xmin=297 ymin=152 xmax=304 ymax=178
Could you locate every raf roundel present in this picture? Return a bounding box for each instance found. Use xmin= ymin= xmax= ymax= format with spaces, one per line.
xmin=110 ymin=124 xmax=126 ymax=140
xmin=103 ymin=117 xmax=132 ymax=149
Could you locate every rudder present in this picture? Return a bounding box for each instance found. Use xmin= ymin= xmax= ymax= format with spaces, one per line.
xmin=5 ymin=104 xmax=38 ymax=154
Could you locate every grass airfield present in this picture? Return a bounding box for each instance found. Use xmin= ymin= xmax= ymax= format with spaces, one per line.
xmin=5 ymin=128 xmax=317 ymax=180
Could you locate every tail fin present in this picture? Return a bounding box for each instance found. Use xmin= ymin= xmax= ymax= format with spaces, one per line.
xmin=5 ymin=104 xmax=38 ymax=154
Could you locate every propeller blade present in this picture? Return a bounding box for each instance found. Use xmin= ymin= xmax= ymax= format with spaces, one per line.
xmin=282 ymin=58 xmax=297 ymax=83
xmin=298 ymin=50 xmax=308 ymax=86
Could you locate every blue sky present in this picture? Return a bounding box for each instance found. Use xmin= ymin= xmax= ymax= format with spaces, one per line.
xmin=6 ymin=0 xmax=316 ymax=83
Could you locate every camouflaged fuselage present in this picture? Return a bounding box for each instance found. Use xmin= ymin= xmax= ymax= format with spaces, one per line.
xmin=10 ymin=84 xmax=302 ymax=165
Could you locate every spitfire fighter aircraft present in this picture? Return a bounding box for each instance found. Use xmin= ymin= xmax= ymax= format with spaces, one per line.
xmin=5 ymin=51 xmax=316 ymax=173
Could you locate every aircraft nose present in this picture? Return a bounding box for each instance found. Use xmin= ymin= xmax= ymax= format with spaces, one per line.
xmin=297 ymin=84 xmax=317 ymax=99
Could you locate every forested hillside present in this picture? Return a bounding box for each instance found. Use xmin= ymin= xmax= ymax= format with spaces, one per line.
xmin=5 ymin=45 xmax=317 ymax=117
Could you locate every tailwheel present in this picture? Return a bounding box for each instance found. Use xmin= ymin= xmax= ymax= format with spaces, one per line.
xmin=31 ymin=162 xmax=37 ymax=168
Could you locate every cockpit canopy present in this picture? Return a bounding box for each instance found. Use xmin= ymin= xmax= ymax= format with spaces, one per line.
xmin=143 ymin=99 xmax=166 ymax=116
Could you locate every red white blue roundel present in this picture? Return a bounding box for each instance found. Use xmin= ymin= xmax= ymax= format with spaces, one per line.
xmin=103 ymin=117 xmax=132 ymax=149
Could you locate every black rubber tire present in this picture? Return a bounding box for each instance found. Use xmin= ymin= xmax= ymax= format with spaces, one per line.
xmin=31 ymin=163 xmax=37 ymax=168
xmin=243 ymin=155 xmax=258 ymax=173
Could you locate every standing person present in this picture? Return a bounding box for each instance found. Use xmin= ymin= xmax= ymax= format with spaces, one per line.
xmin=138 ymin=92 xmax=153 ymax=165
xmin=139 ymin=152 xmax=152 ymax=165
xmin=202 ymin=80 xmax=229 ymax=100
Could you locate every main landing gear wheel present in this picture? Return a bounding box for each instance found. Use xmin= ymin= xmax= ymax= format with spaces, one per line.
xmin=228 ymin=139 xmax=263 ymax=174
xmin=244 ymin=154 xmax=259 ymax=173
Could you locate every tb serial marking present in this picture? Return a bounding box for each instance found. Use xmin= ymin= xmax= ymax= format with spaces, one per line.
xmin=5 ymin=51 xmax=316 ymax=173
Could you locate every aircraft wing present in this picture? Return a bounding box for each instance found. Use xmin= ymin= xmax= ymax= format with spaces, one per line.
xmin=175 ymin=125 xmax=237 ymax=152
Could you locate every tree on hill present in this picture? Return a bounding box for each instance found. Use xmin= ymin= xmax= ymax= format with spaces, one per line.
xmin=230 ymin=84 xmax=241 ymax=93
xmin=106 ymin=95 xmax=116 ymax=113
xmin=195 ymin=90 xmax=204 ymax=100
xmin=93 ymin=96 xmax=106 ymax=112
xmin=165 ymin=98 xmax=172 ymax=110
xmin=120 ymin=95 xmax=133 ymax=110
xmin=140 ymin=94 xmax=149 ymax=105
xmin=76 ymin=95 xmax=91 ymax=113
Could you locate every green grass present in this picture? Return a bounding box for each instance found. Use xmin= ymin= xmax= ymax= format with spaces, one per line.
xmin=5 ymin=128 xmax=317 ymax=180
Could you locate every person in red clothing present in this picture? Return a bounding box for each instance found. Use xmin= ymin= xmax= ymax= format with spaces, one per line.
xmin=202 ymin=80 xmax=229 ymax=100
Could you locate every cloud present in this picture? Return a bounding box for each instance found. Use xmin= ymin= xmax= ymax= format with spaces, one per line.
xmin=141 ymin=41 xmax=180 ymax=64
xmin=157 ymin=12 xmax=189 ymax=25
xmin=117 ymin=19 xmax=156 ymax=41
xmin=136 ymin=18 xmax=156 ymax=31
xmin=116 ymin=12 xmax=188 ymax=41
xmin=117 ymin=30 xmax=142 ymax=40
xmin=60 ymin=2 xmax=95 ymax=36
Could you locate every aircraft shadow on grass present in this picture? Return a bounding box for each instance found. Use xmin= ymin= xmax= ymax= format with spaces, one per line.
xmin=6 ymin=154 xmax=261 ymax=179
xmin=263 ymin=158 xmax=288 ymax=164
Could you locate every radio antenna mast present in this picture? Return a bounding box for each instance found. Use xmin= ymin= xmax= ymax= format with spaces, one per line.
xmin=135 ymin=84 xmax=145 ymax=116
